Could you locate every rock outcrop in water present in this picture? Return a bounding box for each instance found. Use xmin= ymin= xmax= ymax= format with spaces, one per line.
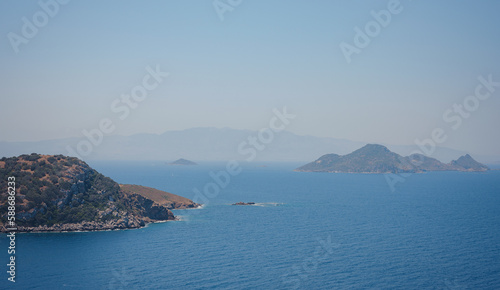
xmin=296 ymin=144 xmax=489 ymax=173
xmin=232 ymin=202 xmax=256 ymax=206
xmin=0 ymin=154 xmax=199 ymax=232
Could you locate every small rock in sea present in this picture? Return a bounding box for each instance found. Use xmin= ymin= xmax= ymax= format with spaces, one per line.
xmin=232 ymin=202 xmax=256 ymax=206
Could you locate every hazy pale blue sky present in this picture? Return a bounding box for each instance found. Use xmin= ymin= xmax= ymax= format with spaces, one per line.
xmin=1 ymin=0 xmax=499 ymax=156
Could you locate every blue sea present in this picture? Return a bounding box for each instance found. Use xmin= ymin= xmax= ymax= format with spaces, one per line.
xmin=2 ymin=161 xmax=500 ymax=289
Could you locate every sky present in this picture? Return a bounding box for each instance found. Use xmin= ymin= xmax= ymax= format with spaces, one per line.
xmin=1 ymin=0 xmax=499 ymax=156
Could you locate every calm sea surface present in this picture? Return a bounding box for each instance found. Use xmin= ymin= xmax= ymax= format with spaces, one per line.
xmin=1 ymin=161 xmax=500 ymax=289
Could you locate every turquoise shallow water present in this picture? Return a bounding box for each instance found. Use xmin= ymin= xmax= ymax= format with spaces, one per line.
xmin=1 ymin=161 xmax=500 ymax=289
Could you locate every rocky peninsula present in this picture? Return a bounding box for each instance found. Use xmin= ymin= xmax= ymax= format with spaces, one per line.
xmin=0 ymin=154 xmax=200 ymax=233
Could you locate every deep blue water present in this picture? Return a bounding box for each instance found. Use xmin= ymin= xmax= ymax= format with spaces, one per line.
xmin=1 ymin=161 xmax=500 ymax=289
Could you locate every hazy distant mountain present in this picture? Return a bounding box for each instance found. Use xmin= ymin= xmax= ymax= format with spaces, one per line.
xmin=0 ymin=127 xmax=496 ymax=163
xmin=449 ymin=154 xmax=490 ymax=171
xmin=405 ymin=153 xmax=451 ymax=171
xmin=295 ymin=144 xmax=489 ymax=173
xmin=0 ymin=128 xmax=366 ymax=161
xmin=296 ymin=144 xmax=412 ymax=173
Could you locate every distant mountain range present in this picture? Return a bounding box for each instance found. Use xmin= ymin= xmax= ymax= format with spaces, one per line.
xmin=0 ymin=127 xmax=497 ymax=163
xmin=295 ymin=144 xmax=489 ymax=173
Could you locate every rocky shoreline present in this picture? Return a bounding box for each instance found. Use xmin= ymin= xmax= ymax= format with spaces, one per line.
xmin=3 ymin=204 xmax=204 ymax=233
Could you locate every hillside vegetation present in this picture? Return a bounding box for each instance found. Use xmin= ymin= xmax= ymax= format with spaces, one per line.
xmin=0 ymin=154 xmax=199 ymax=232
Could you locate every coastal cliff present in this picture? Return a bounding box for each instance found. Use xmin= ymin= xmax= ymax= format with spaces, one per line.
xmin=0 ymin=154 xmax=199 ymax=232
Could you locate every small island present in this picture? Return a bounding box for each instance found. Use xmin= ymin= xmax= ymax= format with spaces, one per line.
xmin=0 ymin=154 xmax=200 ymax=233
xmin=296 ymin=144 xmax=489 ymax=174
xmin=168 ymin=158 xmax=198 ymax=166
